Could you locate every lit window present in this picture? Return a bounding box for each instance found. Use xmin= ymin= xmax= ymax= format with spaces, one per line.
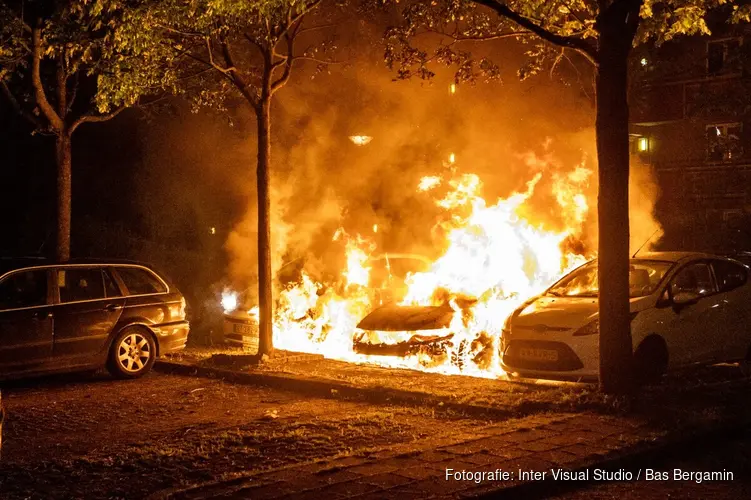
xmin=637 ymin=137 xmax=649 ymax=152
xmin=706 ymin=123 xmax=743 ymax=162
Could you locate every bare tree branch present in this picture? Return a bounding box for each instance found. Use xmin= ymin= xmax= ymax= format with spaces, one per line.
xmin=66 ymin=72 xmax=79 ymax=114
xmin=296 ymin=23 xmax=337 ymax=36
xmin=271 ymin=31 xmax=294 ymax=95
xmin=69 ymin=105 xmax=126 ymax=134
xmin=416 ymin=28 xmax=534 ymax=43
xmin=31 ymin=23 xmax=64 ymax=131
xmin=471 ymin=0 xmax=598 ymax=66
xmin=0 ymin=79 xmax=44 ymax=128
xmin=222 ymin=38 xmax=260 ymax=108
xmin=205 ymin=37 xmax=235 ymax=75
xmin=550 ymin=46 xmax=566 ymax=78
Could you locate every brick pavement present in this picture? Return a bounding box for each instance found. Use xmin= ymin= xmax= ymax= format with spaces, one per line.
xmin=165 ymin=412 xmax=664 ymax=500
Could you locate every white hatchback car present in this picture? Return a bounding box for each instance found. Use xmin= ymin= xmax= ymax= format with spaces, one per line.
xmin=501 ymin=252 xmax=751 ymax=382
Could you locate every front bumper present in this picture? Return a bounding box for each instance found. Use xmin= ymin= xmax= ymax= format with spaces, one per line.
xmin=154 ymin=320 xmax=190 ymax=354
xmin=501 ymin=334 xmax=599 ymax=381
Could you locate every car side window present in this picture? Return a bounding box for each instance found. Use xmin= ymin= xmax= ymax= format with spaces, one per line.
xmin=58 ymin=268 xmax=106 ymax=303
xmin=0 ymin=270 xmax=48 ymax=310
xmin=103 ymin=269 xmax=123 ymax=298
xmin=115 ymin=267 xmax=167 ymax=295
xmin=712 ymin=260 xmax=748 ymax=292
xmin=670 ymin=263 xmax=716 ymax=297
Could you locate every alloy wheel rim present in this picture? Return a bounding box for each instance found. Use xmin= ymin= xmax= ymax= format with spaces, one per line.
xmin=117 ymin=333 xmax=151 ymax=372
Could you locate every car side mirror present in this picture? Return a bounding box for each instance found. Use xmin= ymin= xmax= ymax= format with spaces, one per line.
xmin=656 ymin=289 xmax=672 ymax=308
xmin=672 ymin=291 xmax=700 ymax=307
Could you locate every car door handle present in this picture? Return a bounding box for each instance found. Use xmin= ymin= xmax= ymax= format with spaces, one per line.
xmin=104 ymin=304 xmax=123 ymax=312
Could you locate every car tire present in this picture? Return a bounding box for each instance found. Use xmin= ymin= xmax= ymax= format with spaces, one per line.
xmin=106 ymin=327 xmax=157 ymax=379
xmin=633 ymin=336 xmax=668 ymax=386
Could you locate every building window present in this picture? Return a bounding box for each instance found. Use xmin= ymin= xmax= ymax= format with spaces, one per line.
xmin=629 ymin=135 xmax=651 ymax=154
xmin=707 ymin=38 xmax=742 ymax=75
xmin=706 ymin=123 xmax=743 ymax=162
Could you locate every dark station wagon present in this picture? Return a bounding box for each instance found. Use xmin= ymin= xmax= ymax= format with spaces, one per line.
xmin=0 ymin=259 xmax=189 ymax=379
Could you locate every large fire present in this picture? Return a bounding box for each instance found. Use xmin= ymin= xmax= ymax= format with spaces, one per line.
xmin=226 ymin=158 xmax=594 ymax=378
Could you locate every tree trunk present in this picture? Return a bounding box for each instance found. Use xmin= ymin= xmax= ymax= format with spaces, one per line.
xmin=595 ymin=14 xmax=635 ymax=394
xmin=256 ymin=96 xmax=274 ymax=356
xmin=56 ymin=133 xmax=72 ymax=262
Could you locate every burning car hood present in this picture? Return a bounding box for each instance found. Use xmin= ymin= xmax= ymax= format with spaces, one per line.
xmin=356 ymin=304 xmax=454 ymax=331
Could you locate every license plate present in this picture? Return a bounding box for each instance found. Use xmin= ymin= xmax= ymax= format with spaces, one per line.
xmin=518 ymin=348 xmax=559 ymax=362
xmin=233 ymin=323 xmax=252 ymax=335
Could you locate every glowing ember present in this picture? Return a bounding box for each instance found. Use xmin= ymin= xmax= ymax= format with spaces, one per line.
xmin=349 ymin=135 xmax=373 ymax=146
xmin=221 ymin=290 xmax=238 ymax=313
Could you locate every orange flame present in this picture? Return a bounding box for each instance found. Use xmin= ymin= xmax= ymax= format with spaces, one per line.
xmin=265 ymin=161 xmax=592 ymax=378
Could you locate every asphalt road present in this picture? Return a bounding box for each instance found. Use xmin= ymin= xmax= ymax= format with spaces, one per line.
xmin=0 ymin=370 xmax=493 ymax=499
xmin=549 ymin=428 xmax=751 ymax=500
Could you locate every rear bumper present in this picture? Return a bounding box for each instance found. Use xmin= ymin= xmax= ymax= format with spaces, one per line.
xmin=154 ymin=320 xmax=190 ymax=354
xmin=223 ymin=314 xmax=259 ymax=354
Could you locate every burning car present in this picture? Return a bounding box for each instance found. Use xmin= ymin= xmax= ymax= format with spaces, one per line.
xmin=222 ymin=253 xmax=432 ymax=352
xmin=501 ymin=252 xmax=751 ymax=383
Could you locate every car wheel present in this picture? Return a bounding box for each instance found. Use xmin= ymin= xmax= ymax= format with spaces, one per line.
xmin=633 ymin=336 xmax=668 ymax=386
xmin=107 ymin=327 xmax=157 ymax=379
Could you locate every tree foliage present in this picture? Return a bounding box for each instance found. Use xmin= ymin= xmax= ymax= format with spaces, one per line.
xmin=110 ymin=0 xmax=348 ymax=355
xmin=0 ymin=0 xmax=168 ymax=133
xmin=0 ymin=0 xmax=172 ymax=260
xmin=110 ymin=0 xmax=345 ymax=113
xmin=385 ymin=0 xmax=751 ymax=84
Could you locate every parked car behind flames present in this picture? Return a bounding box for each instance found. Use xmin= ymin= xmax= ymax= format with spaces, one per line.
xmin=0 ymin=258 xmax=189 ymax=379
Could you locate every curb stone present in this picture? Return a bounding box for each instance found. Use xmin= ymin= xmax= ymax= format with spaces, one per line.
xmin=155 ymin=360 xmax=532 ymax=420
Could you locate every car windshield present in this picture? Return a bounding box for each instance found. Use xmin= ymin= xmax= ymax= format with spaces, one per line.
xmin=546 ymin=259 xmax=673 ymax=298
xmin=369 ymin=256 xmax=431 ymax=287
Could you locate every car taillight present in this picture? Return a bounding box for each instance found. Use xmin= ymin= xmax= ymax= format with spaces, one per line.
xmin=169 ymin=298 xmax=187 ymax=320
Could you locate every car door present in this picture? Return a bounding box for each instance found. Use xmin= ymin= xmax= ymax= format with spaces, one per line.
xmin=0 ymin=269 xmax=53 ymax=371
xmin=52 ymin=267 xmax=126 ymax=364
xmin=710 ymin=259 xmax=750 ymax=361
xmin=659 ymin=261 xmax=724 ymax=366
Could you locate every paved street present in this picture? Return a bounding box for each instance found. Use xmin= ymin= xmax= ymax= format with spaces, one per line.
xmin=0 ymin=371 xmax=499 ymax=499
xmin=551 ymin=428 xmax=751 ymax=500
xmin=1 ymin=366 xmax=750 ymax=499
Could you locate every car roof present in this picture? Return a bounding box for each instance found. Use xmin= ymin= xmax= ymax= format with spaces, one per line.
xmin=632 ymin=251 xmax=721 ymax=263
xmin=0 ymin=258 xmax=159 ymax=277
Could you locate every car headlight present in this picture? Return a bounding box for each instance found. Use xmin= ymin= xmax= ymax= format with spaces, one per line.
xmin=572 ymin=312 xmax=639 ymax=336
xmin=573 ymin=318 xmax=600 ymax=336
